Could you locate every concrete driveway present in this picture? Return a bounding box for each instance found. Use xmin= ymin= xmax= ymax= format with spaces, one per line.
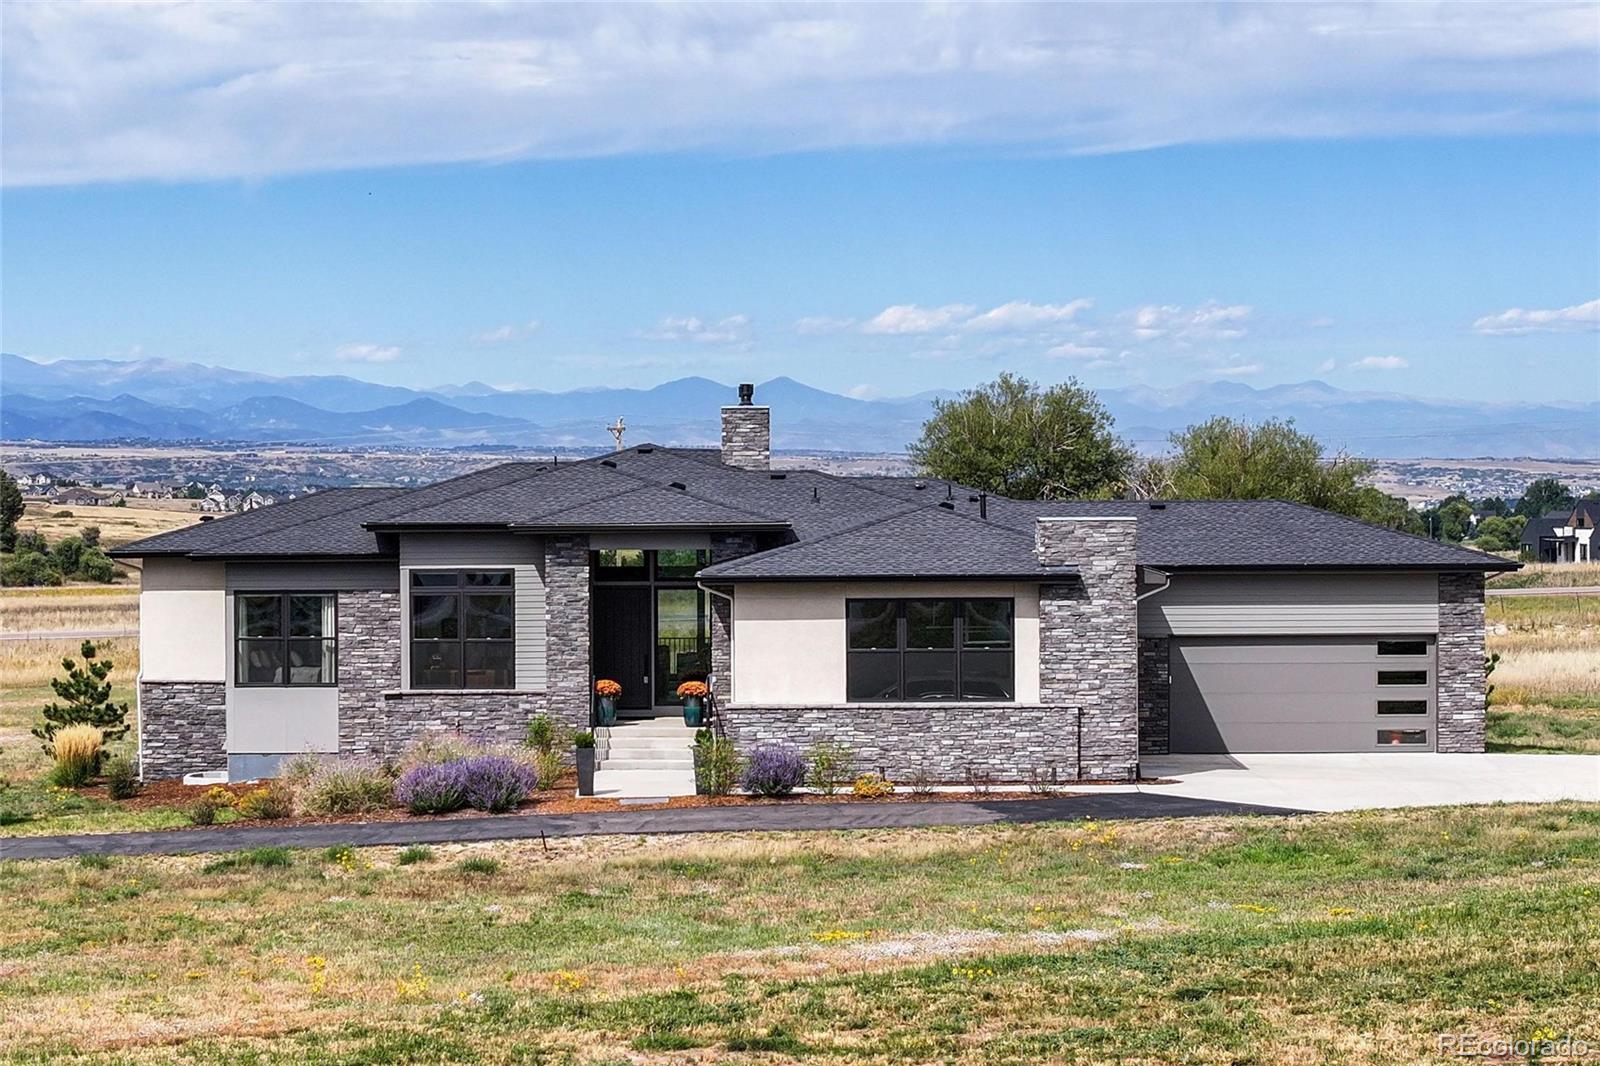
xmin=1140 ymin=753 xmax=1600 ymax=812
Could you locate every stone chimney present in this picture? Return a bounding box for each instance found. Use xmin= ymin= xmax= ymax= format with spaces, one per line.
xmin=720 ymin=383 xmax=770 ymax=470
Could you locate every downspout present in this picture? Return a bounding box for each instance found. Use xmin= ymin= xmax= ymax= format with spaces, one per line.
xmin=697 ymin=581 xmax=735 ymax=720
xmin=1135 ymin=567 xmax=1171 ymax=602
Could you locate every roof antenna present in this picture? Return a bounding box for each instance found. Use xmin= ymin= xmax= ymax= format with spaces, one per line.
xmin=812 ymin=486 xmax=820 ymax=503
xmin=607 ymin=417 xmax=626 ymax=452
xmin=979 ymin=492 xmax=988 ymax=520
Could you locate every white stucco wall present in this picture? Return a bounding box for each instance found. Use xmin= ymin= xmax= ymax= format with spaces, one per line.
xmin=139 ymin=557 xmax=227 ymax=681
xmin=730 ymin=581 xmax=1041 ymax=705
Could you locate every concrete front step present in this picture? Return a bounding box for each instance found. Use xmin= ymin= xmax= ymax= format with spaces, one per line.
xmin=601 ymin=748 xmax=693 ymax=763
xmin=597 ymin=734 xmax=695 ymax=750
xmin=602 ymin=720 xmax=696 ymax=737
xmin=600 ymin=758 xmax=695 ymax=772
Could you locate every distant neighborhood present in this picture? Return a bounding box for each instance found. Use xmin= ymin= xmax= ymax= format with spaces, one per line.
xmin=10 ymin=471 xmax=297 ymax=513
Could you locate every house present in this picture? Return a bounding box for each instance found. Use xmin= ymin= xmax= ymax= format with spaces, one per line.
xmin=1520 ymin=501 xmax=1599 ymax=563
xmin=199 ymin=490 xmax=231 ymax=513
xmin=54 ymin=486 xmax=116 ymax=506
xmin=129 ymin=481 xmax=173 ymax=498
xmin=240 ymin=490 xmax=276 ymax=511
xmin=111 ymin=384 xmax=1516 ymax=785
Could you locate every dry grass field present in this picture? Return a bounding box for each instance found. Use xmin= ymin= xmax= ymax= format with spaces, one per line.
xmin=0 ymin=805 xmax=1596 ymax=1063
xmin=0 ymin=587 xmax=140 ymax=633
xmin=1488 ymin=561 xmax=1600 ymax=590
xmin=16 ymin=499 xmax=201 ymax=548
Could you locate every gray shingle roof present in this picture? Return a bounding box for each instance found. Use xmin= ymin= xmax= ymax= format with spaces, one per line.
xmin=113 ymin=445 xmax=1516 ymax=574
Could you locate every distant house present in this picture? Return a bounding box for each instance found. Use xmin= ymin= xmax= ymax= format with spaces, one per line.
xmin=200 ymin=490 xmax=231 ymax=513
xmin=241 ymin=491 xmax=276 ymax=511
xmin=129 ymin=481 xmax=172 ymax=498
xmin=53 ymin=486 xmax=121 ymax=507
xmin=1520 ymin=501 xmax=1599 ymax=563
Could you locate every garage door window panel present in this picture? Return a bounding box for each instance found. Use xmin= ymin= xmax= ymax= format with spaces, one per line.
xmin=1377 ymin=670 xmax=1429 ymax=686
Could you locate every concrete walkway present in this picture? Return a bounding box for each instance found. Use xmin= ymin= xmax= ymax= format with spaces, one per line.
xmin=1141 ymin=753 xmax=1600 ymax=812
xmin=0 ymin=793 xmax=1296 ymax=861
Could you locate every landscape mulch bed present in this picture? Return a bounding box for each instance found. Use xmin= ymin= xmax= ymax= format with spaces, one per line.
xmin=61 ymin=773 xmax=1163 ymax=833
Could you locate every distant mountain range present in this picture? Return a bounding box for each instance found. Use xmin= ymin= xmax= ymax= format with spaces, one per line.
xmin=1 ymin=353 xmax=1593 ymax=458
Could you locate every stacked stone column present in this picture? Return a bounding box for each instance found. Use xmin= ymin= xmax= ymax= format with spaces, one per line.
xmin=1036 ymin=516 xmax=1140 ymax=781
xmin=1436 ymin=571 xmax=1487 ymax=753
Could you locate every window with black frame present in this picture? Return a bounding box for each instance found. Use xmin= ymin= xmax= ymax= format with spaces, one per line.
xmin=409 ymin=570 xmax=515 ymax=689
xmin=846 ymin=598 xmax=1014 ymax=701
xmin=235 ymin=593 xmax=336 ymax=686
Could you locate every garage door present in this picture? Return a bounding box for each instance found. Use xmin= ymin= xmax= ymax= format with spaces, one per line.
xmin=1169 ymin=636 xmax=1436 ymax=753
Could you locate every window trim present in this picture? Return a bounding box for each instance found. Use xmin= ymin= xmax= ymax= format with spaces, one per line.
xmin=845 ymin=598 xmax=1015 ymax=703
xmin=234 ymin=591 xmax=338 ymax=688
xmin=408 ymin=569 xmax=516 ymax=690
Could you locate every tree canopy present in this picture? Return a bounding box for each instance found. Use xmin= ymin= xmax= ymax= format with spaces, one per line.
xmin=1515 ymin=478 xmax=1576 ymax=519
xmin=0 ymin=470 xmax=21 ymax=553
xmin=908 ymin=373 xmax=1134 ymax=500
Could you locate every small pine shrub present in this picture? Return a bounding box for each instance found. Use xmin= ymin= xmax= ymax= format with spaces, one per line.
xmin=49 ymin=724 xmax=103 ymax=787
xmin=524 ymin=714 xmax=558 ymax=753
xmin=300 ymin=760 xmax=394 ymax=816
xmin=805 ymin=742 xmax=854 ymax=795
xmin=33 ymin=640 xmax=130 ymax=750
xmin=851 ymin=773 xmax=895 ymax=798
xmin=458 ymin=856 xmax=501 ymax=875
xmin=740 ymin=744 xmax=806 ymax=797
xmin=104 ymin=755 xmax=140 ymax=799
xmin=396 ymin=845 xmax=434 ymax=865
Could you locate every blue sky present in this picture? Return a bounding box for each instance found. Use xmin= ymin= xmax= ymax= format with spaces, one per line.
xmin=2 ymin=3 xmax=1597 ymax=403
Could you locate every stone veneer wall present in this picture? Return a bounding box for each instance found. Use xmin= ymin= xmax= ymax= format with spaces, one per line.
xmin=707 ymin=531 xmax=758 ymax=707
xmin=720 ymin=406 xmax=770 ymax=470
xmin=717 ymin=705 xmax=1079 ymax=781
xmin=542 ymin=534 xmax=592 ymax=731
xmin=1037 ymin=517 xmax=1140 ymax=781
xmin=1436 ymin=571 xmax=1487 ymax=753
xmin=138 ymin=681 xmax=226 ymax=780
xmin=1137 ymin=637 xmax=1171 ymax=756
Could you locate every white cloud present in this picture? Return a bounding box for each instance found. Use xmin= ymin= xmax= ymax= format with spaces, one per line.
xmin=1130 ymin=302 xmax=1252 ymax=342
xmin=1317 ymin=358 xmax=1338 ymax=372
xmin=1471 ymin=298 xmax=1600 ymax=335
xmin=641 ymin=314 xmax=751 ymax=344
xmin=333 ymin=342 xmax=400 ymax=363
xmin=1044 ymin=341 xmax=1110 ymax=360
xmin=472 ymin=320 xmax=540 ymax=344
xmin=845 ymin=384 xmax=881 ymax=400
xmin=6 ymin=4 xmax=1593 ymax=186
xmin=962 ymin=299 xmax=1093 ymax=332
xmin=1350 ymin=355 xmax=1409 ymax=370
xmin=861 ymin=304 xmax=975 ymax=335
xmin=1208 ymin=362 xmax=1264 ymax=378
xmin=793 ymin=315 xmax=856 ymax=335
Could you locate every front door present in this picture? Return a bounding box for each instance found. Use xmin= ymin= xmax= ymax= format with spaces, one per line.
xmin=593 ymin=586 xmax=653 ymax=710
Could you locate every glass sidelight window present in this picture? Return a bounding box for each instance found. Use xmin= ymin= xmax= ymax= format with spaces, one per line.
xmin=846 ymin=599 xmax=1014 ymax=702
xmin=655 ymin=587 xmax=710 ymax=704
xmin=236 ymin=593 xmax=336 ymax=686
xmin=410 ymin=570 xmax=514 ymax=689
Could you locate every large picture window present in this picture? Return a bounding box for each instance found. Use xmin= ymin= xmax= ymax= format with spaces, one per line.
xmin=410 ymin=570 xmax=515 ymax=689
xmin=236 ymin=593 xmax=336 ymax=686
xmin=846 ymin=598 xmax=1014 ymax=702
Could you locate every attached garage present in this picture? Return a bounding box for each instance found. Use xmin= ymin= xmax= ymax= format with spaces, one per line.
xmin=1168 ymin=635 xmax=1437 ymax=753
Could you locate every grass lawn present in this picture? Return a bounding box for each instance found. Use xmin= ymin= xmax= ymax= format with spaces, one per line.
xmin=1484 ymin=594 xmax=1599 ymax=753
xmin=0 ymin=804 xmax=1596 ymax=1063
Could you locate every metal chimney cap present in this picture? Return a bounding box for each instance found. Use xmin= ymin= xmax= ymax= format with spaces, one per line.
xmin=737 ymin=382 xmax=755 ymax=405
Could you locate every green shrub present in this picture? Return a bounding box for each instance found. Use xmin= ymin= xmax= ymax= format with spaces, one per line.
xmin=299 ymin=760 xmax=393 ymax=815
xmin=235 ymin=781 xmax=294 ymax=820
xmin=573 ymin=731 xmax=595 ymax=749
xmin=693 ymin=732 xmax=741 ymax=797
xmin=205 ymin=846 xmax=293 ymax=873
xmin=805 ymin=742 xmax=855 ymax=795
xmin=396 ymin=845 xmax=434 ymax=865
xmin=104 ymin=755 xmax=140 ymax=800
xmin=77 ymin=853 xmax=112 ymax=869
xmin=2 ymin=551 xmax=62 ymax=587
xmin=77 ymin=548 xmax=116 ymax=583
xmin=16 ymin=530 xmax=48 ymax=554
xmin=525 ymin=714 xmax=559 ymax=753
xmin=322 ymin=843 xmax=357 ymax=865
xmin=51 ymin=536 xmax=86 ymax=575
xmin=458 ymin=856 xmax=501 ymax=875
xmin=189 ymin=800 xmax=218 ymax=826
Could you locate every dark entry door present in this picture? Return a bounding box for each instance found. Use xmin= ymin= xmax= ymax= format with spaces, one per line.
xmin=593 ymin=586 xmax=652 ymax=710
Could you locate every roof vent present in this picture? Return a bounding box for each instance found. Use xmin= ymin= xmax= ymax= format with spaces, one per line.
xmin=738 ymin=382 xmax=755 ymax=405
xmin=968 ymin=494 xmax=981 ymax=503
xmin=812 ymin=486 xmax=821 ymax=503
xmin=938 ymin=500 xmax=955 ymax=510
xmin=912 ymin=480 xmax=925 ymax=490
xmin=636 ymin=445 xmax=654 ymax=454
xmin=670 ymin=481 xmax=687 ymax=491
xmin=1148 ymin=502 xmax=1167 ymax=510
xmin=768 ymin=472 xmax=787 ymax=480
xmin=600 ymin=459 xmax=617 ymax=469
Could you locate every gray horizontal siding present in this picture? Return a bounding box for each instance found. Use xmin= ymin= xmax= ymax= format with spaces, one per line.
xmin=515 ymin=564 xmax=547 ymax=691
xmin=227 ymin=560 xmax=398 ymax=591
xmin=1140 ymin=571 xmax=1439 ymax=636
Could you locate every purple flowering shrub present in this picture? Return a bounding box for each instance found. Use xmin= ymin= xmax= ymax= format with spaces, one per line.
xmin=739 ymin=744 xmax=806 ymax=796
xmin=460 ymin=754 xmax=538 ymax=812
xmin=395 ymin=761 xmax=471 ymax=815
